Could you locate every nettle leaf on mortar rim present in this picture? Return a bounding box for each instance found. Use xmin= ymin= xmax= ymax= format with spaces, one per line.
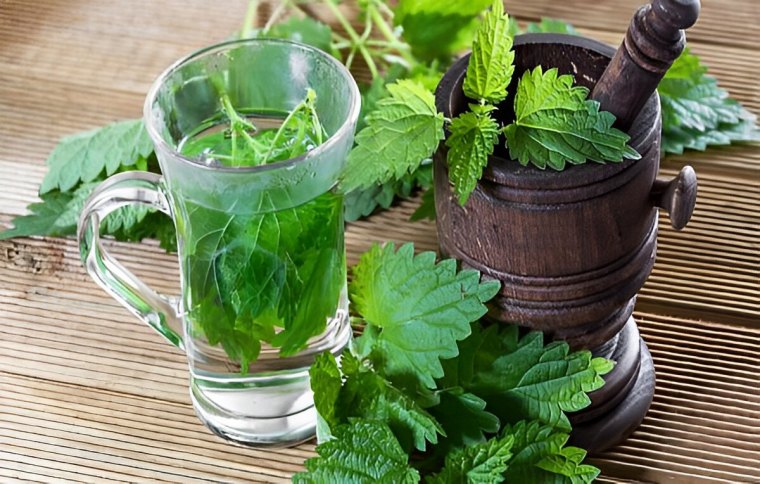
xmin=443 ymin=0 xmax=514 ymax=206
xmin=462 ymin=0 xmax=515 ymax=104
xmin=349 ymin=242 xmax=501 ymax=390
xmin=504 ymin=66 xmax=640 ymax=170
xmin=446 ymin=104 xmax=501 ymax=205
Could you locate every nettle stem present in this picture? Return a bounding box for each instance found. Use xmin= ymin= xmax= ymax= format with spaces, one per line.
xmin=221 ymin=95 xmax=260 ymax=166
xmin=282 ymin=0 xmax=418 ymax=81
xmin=321 ymin=0 xmax=379 ymax=78
xmin=240 ymin=0 xmax=259 ymax=39
xmin=367 ymin=5 xmax=414 ymax=67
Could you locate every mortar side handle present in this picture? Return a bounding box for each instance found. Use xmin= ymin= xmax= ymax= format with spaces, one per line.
xmin=651 ymin=165 xmax=698 ymax=230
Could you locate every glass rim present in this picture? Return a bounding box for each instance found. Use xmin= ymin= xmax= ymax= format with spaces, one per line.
xmin=143 ymin=37 xmax=361 ymax=174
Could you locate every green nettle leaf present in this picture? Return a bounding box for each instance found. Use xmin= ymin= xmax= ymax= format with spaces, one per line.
xmin=0 ymin=191 xmax=75 ymax=240
xmin=410 ymin=186 xmax=436 ymax=222
xmin=659 ymin=48 xmax=760 ymax=154
xmin=39 ymin=119 xmax=153 ymax=194
xmin=525 ymin=18 xmax=579 ymax=35
xmin=349 ymin=243 xmax=500 ymax=390
xmin=510 ymin=66 xmax=588 ymax=117
xmin=536 ymin=447 xmax=601 ymax=484
xmin=504 ymin=67 xmax=640 ymax=170
xmin=394 ymin=0 xmax=494 ymax=62
xmin=446 ymin=323 xmax=613 ymax=432
xmin=446 ymin=104 xmax=501 ymax=205
xmin=427 ymin=434 xmax=514 ymax=484
xmin=479 ymin=337 xmax=612 ymax=431
xmin=502 ymin=420 xmax=600 ymax=483
xmin=340 ymin=80 xmax=445 ymax=192
xmin=0 ymin=182 xmax=151 ymax=241
xmin=345 ymin=164 xmax=433 ymax=222
xmin=336 ymin=352 xmax=444 ymax=452
xmin=429 ymin=390 xmax=500 ymax=452
xmin=661 ymin=121 xmax=760 ymax=155
xmin=293 ymin=420 xmax=420 ymax=484
xmin=463 ymin=0 xmax=515 ymax=103
xmin=102 ymin=204 xmax=152 ymax=234
xmin=310 ymin=352 xmax=343 ymax=430
xmin=262 ymin=16 xmax=333 ymax=53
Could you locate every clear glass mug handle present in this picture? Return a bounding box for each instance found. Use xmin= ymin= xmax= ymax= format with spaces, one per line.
xmin=77 ymin=171 xmax=183 ymax=349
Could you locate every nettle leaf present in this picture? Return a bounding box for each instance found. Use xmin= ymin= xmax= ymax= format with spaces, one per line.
xmin=345 ymin=164 xmax=433 ymax=222
xmin=349 ymin=243 xmax=500 ymax=390
xmin=446 ymin=323 xmax=613 ymax=432
xmin=502 ymin=420 xmax=599 ymax=483
xmin=504 ymin=67 xmax=640 ymax=170
xmin=311 ymin=352 xmax=444 ymax=452
xmin=340 ymin=80 xmax=445 ymax=192
xmin=262 ymin=16 xmax=333 ymax=53
xmin=293 ymin=420 xmax=420 ymax=484
xmin=446 ymin=104 xmax=500 ymax=205
xmin=659 ymin=48 xmax=760 ymax=154
xmin=512 ymin=67 xmax=588 ymax=118
xmin=410 ymin=186 xmax=436 ymax=222
xmin=536 ymin=447 xmax=600 ymax=484
xmin=0 ymin=191 xmax=75 ymax=240
xmin=101 ymin=202 xmax=151 ymax=235
xmin=660 ymin=78 xmax=750 ymax=131
xmin=341 ymin=353 xmax=444 ymax=452
xmin=429 ymin=390 xmax=500 ymax=452
xmin=0 ymin=183 xmax=151 ymax=241
xmin=478 ymin=335 xmax=612 ymax=431
xmin=310 ymin=352 xmax=343 ymax=430
xmin=394 ymin=0 xmax=494 ymax=61
xmin=40 ymin=119 xmax=153 ymax=194
xmin=661 ymin=120 xmax=760 ymax=155
xmin=463 ymin=0 xmax=514 ymax=104
xmin=525 ymin=18 xmax=579 ymax=35
xmin=427 ymin=433 xmax=514 ymax=484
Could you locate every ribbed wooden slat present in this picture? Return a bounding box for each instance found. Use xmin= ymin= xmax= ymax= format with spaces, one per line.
xmin=1 ymin=0 xmax=759 ymax=482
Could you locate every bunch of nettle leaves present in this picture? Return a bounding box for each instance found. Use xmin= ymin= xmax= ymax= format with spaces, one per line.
xmin=1 ymin=0 xmax=758 ymax=482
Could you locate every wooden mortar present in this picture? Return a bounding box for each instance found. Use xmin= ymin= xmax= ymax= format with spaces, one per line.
xmin=433 ymin=33 xmax=698 ymax=452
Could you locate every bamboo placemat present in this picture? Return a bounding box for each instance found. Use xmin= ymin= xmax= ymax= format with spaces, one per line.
xmin=0 ymin=0 xmax=758 ymax=482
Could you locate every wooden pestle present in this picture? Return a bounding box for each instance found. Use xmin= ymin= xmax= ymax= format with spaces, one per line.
xmin=591 ymin=0 xmax=701 ymax=131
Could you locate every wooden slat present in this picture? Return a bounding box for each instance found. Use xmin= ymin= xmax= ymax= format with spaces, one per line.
xmin=1 ymin=0 xmax=759 ymax=482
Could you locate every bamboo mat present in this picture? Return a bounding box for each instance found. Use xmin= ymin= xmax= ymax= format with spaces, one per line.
xmin=0 ymin=0 xmax=758 ymax=482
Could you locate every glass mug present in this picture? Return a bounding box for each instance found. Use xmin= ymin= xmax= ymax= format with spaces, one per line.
xmin=78 ymin=39 xmax=359 ymax=447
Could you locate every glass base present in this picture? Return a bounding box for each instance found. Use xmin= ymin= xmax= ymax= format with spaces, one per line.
xmin=191 ymin=384 xmax=317 ymax=448
xmin=187 ymin=301 xmax=351 ymax=448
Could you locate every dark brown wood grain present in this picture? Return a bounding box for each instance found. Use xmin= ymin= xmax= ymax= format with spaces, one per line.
xmin=433 ymin=33 xmax=699 ymax=453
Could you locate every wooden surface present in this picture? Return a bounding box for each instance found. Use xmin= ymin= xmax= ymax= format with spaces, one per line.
xmin=0 ymin=0 xmax=758 ymax=482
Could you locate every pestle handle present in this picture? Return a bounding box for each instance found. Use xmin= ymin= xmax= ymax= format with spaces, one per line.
xmin=591 ymin=0 xmax=701 ymax=131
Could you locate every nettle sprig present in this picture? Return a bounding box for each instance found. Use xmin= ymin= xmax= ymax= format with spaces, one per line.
xmin=294 ymin=243 xmax=612 ymax=483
